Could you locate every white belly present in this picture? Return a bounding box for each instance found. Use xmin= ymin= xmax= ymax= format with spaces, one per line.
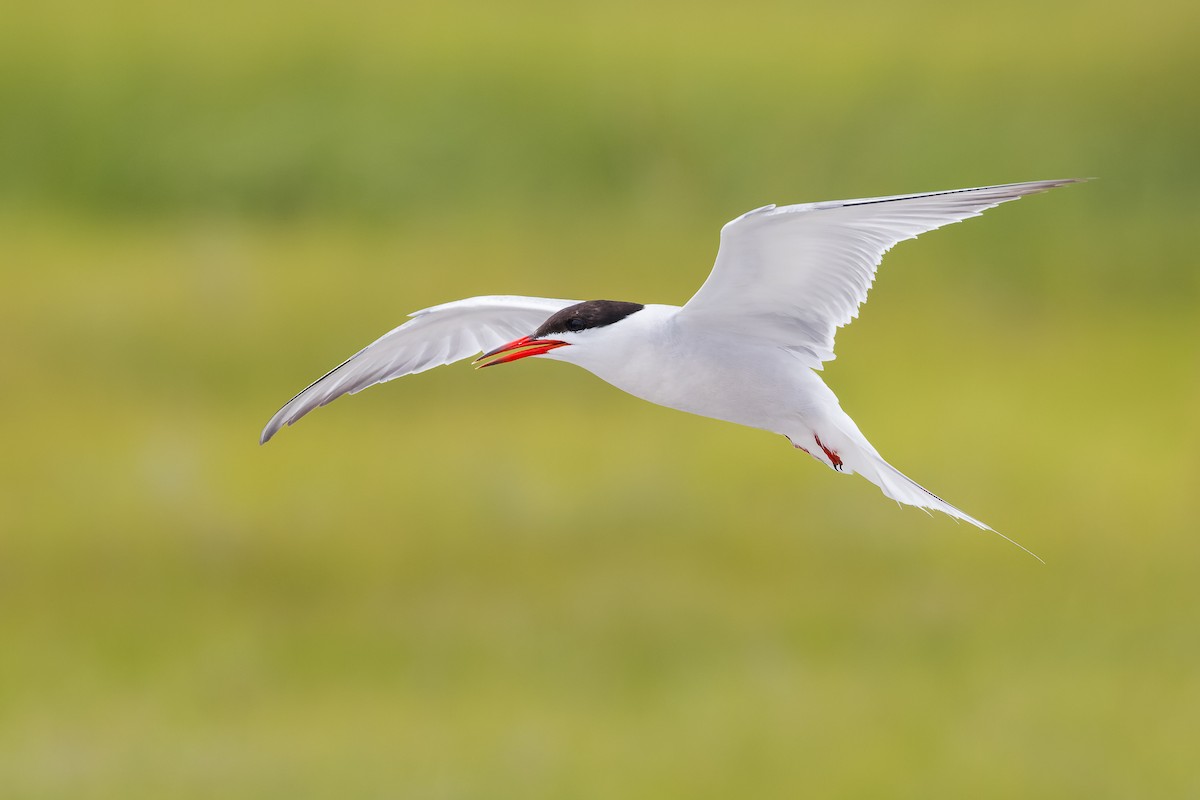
xmin=548 ymin=304 xmax=835 ymax=435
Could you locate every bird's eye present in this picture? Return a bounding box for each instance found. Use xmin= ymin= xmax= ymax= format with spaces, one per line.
xmin=566 ymin=317 xmax=586 ymax=332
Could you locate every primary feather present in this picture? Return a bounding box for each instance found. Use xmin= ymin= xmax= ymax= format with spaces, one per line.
xmin=679 ymin=179 xmax=1082 ymax=366
xmin=260 ymin=295 xmax=578 ymax=444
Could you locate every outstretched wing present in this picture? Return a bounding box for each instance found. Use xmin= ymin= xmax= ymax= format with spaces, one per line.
xmin=261 ymin=295 xmax=579 ymax=443
xmin=678 ymin=179 xmax=1083 ymax=367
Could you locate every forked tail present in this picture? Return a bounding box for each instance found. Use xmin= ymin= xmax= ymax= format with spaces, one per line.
xmin=795 ymin=413 xmax=1043 ymax=562
xmin=857 ymin=455 xmax=1044 ymax=563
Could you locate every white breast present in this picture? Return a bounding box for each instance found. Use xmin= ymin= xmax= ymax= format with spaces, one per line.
xmin=546 ymin=304 xmax=827 ymax=435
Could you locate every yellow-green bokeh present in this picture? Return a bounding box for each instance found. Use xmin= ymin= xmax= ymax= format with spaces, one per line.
xmin=2 ymin=1 xmax=1198 ymax=797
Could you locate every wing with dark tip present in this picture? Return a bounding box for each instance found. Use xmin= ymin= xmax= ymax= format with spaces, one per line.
xmin=679 ymin=179 xmax=1084 ymax=367
xmin=260 ymin=295 xmax=579 ymax=443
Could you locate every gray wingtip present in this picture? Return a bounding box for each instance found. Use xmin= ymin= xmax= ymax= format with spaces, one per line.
xmin=1039 ymin=177 xmax=1092 ymax=188
xmin=259 ymin=416 xmax=284 ymax=445
xmin=1019 ymin=177 xmax=1092 ymax=192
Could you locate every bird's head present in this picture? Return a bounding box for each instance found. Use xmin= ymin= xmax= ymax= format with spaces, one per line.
xmin=474 ymin=300 xmax=645 ymax=368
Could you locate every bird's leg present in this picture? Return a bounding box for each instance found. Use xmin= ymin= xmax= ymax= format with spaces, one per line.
xmin=786 ymin=433 xmax=843 ymax=471
xmin=813 ymin=434 xmax=844 ymax=471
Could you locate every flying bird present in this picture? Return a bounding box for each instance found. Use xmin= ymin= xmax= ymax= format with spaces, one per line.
xmin=263 ymin=179 xmax=1082 ymax=558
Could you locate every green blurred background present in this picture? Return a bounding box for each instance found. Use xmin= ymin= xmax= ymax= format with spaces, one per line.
xmin=2 ymin=0 xmax=1198 ymax=796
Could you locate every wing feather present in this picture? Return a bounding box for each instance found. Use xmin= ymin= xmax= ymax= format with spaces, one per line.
xmin=260 ymin=295 xmax=578 ymax=443
xmin=679 ymin=179 xmax=1083 ymax=367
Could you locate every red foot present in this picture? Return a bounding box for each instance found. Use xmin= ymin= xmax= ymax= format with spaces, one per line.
xmin=813 ymin=434 xmax=843 ymax=470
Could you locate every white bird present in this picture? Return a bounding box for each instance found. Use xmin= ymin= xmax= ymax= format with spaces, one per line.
xmin=263 ymin=179 xmax=1083 ymax=559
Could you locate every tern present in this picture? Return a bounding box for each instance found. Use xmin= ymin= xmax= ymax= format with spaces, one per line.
xmin=263 ymin=179 xmax=1082 ymax=558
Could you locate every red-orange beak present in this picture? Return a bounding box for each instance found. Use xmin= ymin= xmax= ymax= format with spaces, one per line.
xmin=474 ymin=335 xmax=570 ymax=368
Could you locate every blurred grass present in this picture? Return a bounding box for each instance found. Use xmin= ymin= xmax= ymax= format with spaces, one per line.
xmin=2 ymin=0 xmax=1199 ymax=797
